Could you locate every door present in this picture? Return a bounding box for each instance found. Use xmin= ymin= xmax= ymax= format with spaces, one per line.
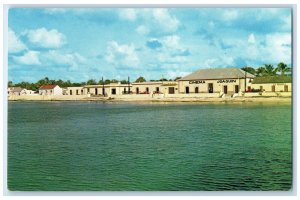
xmin=185 ymin=87 xmax=189 ymax=94
xmin=112 ymin=88 xmax=116 ymax=95
xmin=223 ymin=85 xmax=228 ymax=94
xmin=95 ymin=88 xmax=98 ymax=95
xmin=195 ymin=87 xmax=199 ymax=93
xmin=168 ymin=87 xmax=175 ymax=94
xmin=146 ymin=87 xmax=149 ymax=93
xmin=272 ymin=85 xmax=275 ymax=92
xmin=136 ymin=87 xmax=139 ymax=94
xmin=284 ymin=85 xmax=288 ymax=92
xmin=208 ymin=83 xmax=213 ymax=93
xmin=235 ymin=85 xmax=239 ymax=93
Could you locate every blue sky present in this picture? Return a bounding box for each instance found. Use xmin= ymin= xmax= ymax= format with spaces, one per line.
xmin=8 ymin=7 xmax=292 ymax=83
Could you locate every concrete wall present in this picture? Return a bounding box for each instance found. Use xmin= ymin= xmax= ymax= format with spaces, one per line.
xmin=243 ymin=92 xmax=291 ymax=97
xmin=67 ymin=87 xmax=85 ymax=95
xmin=251 ymin=83 xmax=292 ymax=92
xmin=9 ymin=95 xmax=87 ymax=101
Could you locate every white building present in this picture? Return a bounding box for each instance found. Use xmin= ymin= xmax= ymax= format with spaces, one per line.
xmin=39 ymin=85 xmax=63 ymax=95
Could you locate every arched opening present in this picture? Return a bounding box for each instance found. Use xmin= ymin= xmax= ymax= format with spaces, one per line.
xmin=195 ymin=87 xmax=199 ymax=93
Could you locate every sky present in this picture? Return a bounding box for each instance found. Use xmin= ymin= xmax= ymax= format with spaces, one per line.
xmin=8 ymin=7 xmax=292 ymax=83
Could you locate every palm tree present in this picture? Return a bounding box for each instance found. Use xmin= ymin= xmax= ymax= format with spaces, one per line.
xmin=255 ymin=67 xmax=266 ymax=77
xmin=276 ymin=62 xmax=291 ymax=76
xmin=264 ymin=64 xmax=276 ymax=76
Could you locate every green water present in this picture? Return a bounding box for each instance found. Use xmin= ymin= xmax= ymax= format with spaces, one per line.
xmin=7 ymin=101 xmax=292 ymax=191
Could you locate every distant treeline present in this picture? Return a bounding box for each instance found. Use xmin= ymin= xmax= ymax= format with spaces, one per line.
xmin=241 ymin=62 xmax=291 ymax=77
xmin=8 ymin=62 xmax=291 ymax=91
xmin=8 ymin=76 xmax=182 ymax=91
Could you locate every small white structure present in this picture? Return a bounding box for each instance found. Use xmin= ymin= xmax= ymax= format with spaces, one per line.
xmin=24 ymin=89 xmax=36 ymax=95
xmin=8 ymin=87 xmax=26 ymax=95
xmin=39 ymin=85 xmax=63 ymax=95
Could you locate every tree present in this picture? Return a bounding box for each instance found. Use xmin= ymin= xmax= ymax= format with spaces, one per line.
xmin=255 ymin=67 xmax=266 ymax=77
xmin=264 ymin=64 xmax=276 ymax=76
xmin=111 ymin=79 xmax=119 ymax=83
xmin=174 ymin=77 xmax=182 ymax=81
xmin=135 ymin=76 xmax=146 ymax=82
xmin=276 ymin=62 xmax=291 ymax=76
xmin=121 ymin=80 xmax=129 ymax=84
xmin=86 ymin=79 xmax=97 ymax=85
xmin=159 ymin=78 xmax=168 ymax=81
xmin=8 ymin=81 xmax=13 ymax=87
xmin=241 ymin=66 xmax=256 ymax=75
xmin=104 ymin=79 xmax=111 ymax=84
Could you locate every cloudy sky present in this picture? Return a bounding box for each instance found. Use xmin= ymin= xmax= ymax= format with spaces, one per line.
xmin=8 ymin=7 xmax=291 ymax=83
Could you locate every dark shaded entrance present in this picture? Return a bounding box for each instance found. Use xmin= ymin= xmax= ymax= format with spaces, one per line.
xmin=235 ymin=85 xmax=239 ymax=93
xmin=195 ymin=87 xmax=199 ymax=93
xmin=272 ymin=85 xmax=275 ymax=92
xmin=168 ymin=87 xmax=175 ymax=94
xmin=136 ymin=87 xmax=139 ymax=94
xmin=208 ymin=83 xmax=213 ymax=93
xmin=112 ymin=88 xmax=116 ymax=95
xmin=223 ymin=85 xmax=228 ymax=94
xmin=185 ymin=86 xmax=189 ymax=94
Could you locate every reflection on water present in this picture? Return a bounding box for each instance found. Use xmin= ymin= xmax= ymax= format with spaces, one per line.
xmin=8 ymin=102 xmax=292 ymax=191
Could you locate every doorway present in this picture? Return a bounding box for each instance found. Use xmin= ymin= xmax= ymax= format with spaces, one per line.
xmin=185 ymin=86 xmax=189 ymax=94
xmin=272 ymin=85 xmax=275 ymax=92
xmin=223 ymin=85 xmax=228 ymax=94
xmin=112 ymin=88 xmax=116 ymax=95
xmin=136 ymin=87 xmax=139 ymax=94
xmin=284 ymin=85 xmax=288 ymax=92
xmin=168 ymin=87 xmax=175 ymax=94
xmin=95 ymin=88 xmax=98 ymax=95
xmin=195 ymin=87 xmax=199 ymax=93
xmin=208 ymin=83 xmax=213 ymax=93
xmin=235 ymin=85 xmax=239 ymax=93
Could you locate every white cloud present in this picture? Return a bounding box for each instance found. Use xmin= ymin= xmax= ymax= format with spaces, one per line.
xmin=136 ymin=25 xmax=150 ymax=35
xmin=152 ymin=9 xmax=180 ymax=33
xmin=119 ymin=9 xmax=137 ymax=21
xmin=163 ymin=35 xmax=180 ymax=48
xmin=13 ymin=51 xmax=41 ymax=65
xmin=42 ymin=50 xmax=86 ymax=69
xmin=248 ymin=33 xmax=256 ymax=44
xmin=264 ymin=33 xmax=291 ymax=64
xmin=24 ymin=28 xmax=67 ymax=48
xmin=8 ymin=28 xmax=27 ymax=53
xmin=105 ymin=41 xmax=139 ymax=67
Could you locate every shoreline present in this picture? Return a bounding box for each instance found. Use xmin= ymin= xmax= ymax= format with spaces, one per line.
xmin=8 ymin=96 xmax=292 ymax=103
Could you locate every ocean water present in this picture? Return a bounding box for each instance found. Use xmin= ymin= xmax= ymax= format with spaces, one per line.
xmin=7 ymin=101 xmax=292 ymax=191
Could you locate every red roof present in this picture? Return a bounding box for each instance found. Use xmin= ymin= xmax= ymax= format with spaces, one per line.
xmin=39 ymin=85 xmax=57 ymax=89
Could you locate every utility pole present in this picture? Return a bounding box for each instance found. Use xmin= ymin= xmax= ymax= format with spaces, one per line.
xmin=102 ymin=76 xmax=105 ymax=96
xmin=128 ymin=76 xmax=130 ymax=94
xmin=244 ymin=71 xmax=247 ymax=92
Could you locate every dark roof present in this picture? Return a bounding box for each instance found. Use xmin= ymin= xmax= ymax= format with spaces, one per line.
xmin=252 ymin=76 xmax=292 ymax=84
xmin=179 ymin=68 xmax=255 ymax=81
xmin=10 ymin=87 xmax=23 ymax=92
xmin=39 ymin=85 xmax=58 ymax=89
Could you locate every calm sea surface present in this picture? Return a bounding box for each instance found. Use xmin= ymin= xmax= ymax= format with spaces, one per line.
xmin=8 ymin=101 xmax=292 ymax=191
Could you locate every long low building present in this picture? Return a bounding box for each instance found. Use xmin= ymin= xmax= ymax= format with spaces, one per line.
xmin=178 ymin=68 xmax=255 ymax=95
xmin=36 ymin=68 xmax=291 ymax=98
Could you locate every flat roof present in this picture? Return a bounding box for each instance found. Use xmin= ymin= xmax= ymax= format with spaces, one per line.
xmin=179 ymin=68 xmax=255 ymax=81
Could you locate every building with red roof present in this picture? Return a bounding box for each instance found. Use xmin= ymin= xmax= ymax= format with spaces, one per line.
xmin=39 ymin=85 xmax=63 ymax=95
